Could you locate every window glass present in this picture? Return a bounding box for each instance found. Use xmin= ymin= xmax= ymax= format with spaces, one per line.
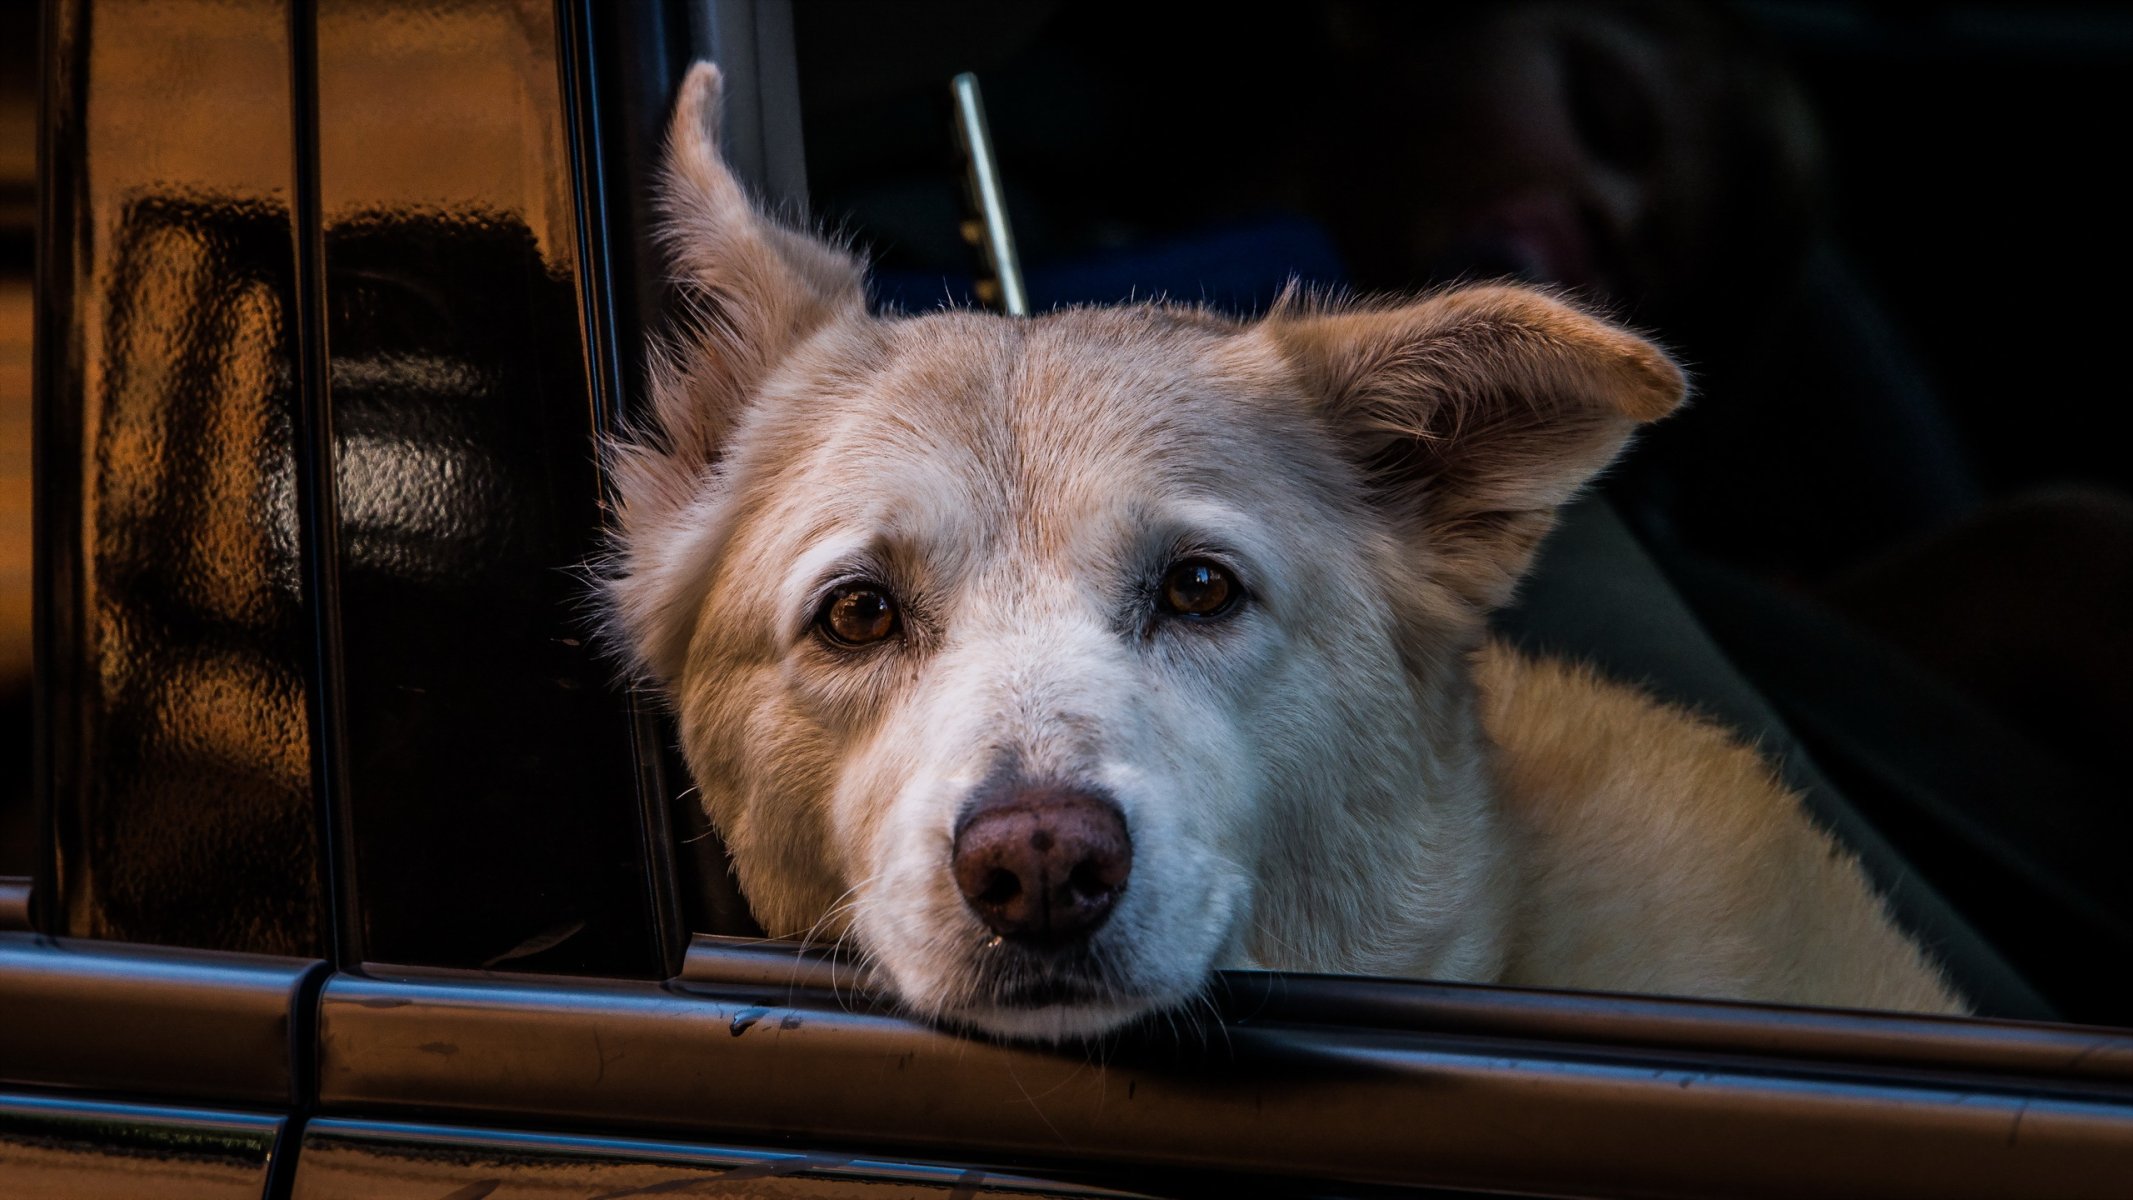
xmin=36 ymin=0 xmax=325 ymax=954
xmin=0 ymin=3 xmax=33 ymax=879
xmin=313 ymin=0 xmax=671 ymax=976
xmin=31 ymin=0 xmax=698 ymax=970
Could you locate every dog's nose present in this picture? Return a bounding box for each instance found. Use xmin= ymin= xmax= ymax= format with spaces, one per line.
xmin=952 ymin=785 xmax=1132 ymax=946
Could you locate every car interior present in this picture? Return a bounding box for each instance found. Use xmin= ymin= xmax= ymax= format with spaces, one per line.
xmin=770 ymin=0 xmax=2132 ymax=1025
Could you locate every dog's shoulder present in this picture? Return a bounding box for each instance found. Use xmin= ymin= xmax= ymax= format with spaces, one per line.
xmin=1471 ymin=640 xmax=1966 ymax=1014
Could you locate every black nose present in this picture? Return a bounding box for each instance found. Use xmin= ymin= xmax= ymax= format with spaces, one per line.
xmin=951 ymin=784 xmax=1132 ymax=946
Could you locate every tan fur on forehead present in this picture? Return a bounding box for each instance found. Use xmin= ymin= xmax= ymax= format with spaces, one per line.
xmin=766 ymin=305 xmax=1302 ymax=494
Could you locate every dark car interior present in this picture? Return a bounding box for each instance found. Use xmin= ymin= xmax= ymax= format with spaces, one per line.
xmin=769 ymin=0 xmax=2133 ymax=1025
xmin=4 ymin=1 xmax=2133 ymax=1195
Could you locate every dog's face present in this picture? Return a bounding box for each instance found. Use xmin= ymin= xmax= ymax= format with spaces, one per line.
xmin=607 ymin=65 xmax=1685 ymax=1040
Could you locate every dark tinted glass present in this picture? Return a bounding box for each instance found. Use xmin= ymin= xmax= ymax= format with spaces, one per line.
xmin=1 ymin=2 xmax=35 ymax=879
xmin=314 ymin=0 xmax=671 ymax=976
xmin=39 ymin=0 xmax=325 ymax=954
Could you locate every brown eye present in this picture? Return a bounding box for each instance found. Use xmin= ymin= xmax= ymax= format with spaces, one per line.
xmin=818 ymin=584 xmax=900 ymax=646
xmin=1159 ymin=559 xmax=1239 ymax=620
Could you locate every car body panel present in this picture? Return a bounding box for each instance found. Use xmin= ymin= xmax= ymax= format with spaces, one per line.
xmin=0 ymin=1093 xmax=282 ymax=1200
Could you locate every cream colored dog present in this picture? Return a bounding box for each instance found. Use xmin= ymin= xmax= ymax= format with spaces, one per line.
xmin=605 ymin=64 xmax=1963 ymax=1041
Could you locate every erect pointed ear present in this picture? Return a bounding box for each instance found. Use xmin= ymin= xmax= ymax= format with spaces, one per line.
xmin=1268 ymin=285 xmax=1687 ymax=612
xmin=645 ymin=61 xmax=866 ymax=468
xmin=602 ymin=63 xmax=867 ymax=685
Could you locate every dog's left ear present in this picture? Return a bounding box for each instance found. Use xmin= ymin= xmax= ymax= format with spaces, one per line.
xmin=1269 ymin=285 xmax=1687 ymax=611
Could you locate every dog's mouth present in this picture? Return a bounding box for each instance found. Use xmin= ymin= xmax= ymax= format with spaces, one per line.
xmin=971 ymin=939 xmax=1123 ymax=1010
xmin=924 ymin=936 xmax=1182 ymax=1040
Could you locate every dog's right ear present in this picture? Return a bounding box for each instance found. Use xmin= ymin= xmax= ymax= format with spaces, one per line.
xmin=605 ymin=62 xmax=865 ymax=685
xmin=646 ymin=61 xmax=866 ymax=465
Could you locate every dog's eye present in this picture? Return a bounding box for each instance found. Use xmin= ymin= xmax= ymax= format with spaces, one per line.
xmin=817 ymin=584 xmax=901 ymax=646
xmin=1159 ymin=559 xmax=1239 ymax=620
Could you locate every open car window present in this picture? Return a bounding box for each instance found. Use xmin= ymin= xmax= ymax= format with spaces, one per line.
xmin=779 ymin=0 xmax=2128 ymax=1024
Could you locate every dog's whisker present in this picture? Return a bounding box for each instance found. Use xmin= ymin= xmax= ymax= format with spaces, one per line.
xmin=784 ymin=872 xmax=893 ymax=1013
xmin=1249 ymin=913 xmax=1311 ymax=970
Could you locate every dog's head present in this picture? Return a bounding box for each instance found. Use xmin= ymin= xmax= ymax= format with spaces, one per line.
xmin=605 ymin=64 xmax=1685 ymax=1040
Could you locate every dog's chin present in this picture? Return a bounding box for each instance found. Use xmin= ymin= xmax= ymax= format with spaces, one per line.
xmin=939 ymin=993 xmax=1159 ymax=1043
xmin=894 ymin=941 xmax=1199 ymax=1044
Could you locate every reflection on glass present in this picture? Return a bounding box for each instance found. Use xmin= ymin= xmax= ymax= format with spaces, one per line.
xmin=313 ymin=0 xmax=661 ymax=975
xmin=0 ymin=0 xmax=36 ymax=877
xmin=51 ymin=0 xmax=323 ymax=953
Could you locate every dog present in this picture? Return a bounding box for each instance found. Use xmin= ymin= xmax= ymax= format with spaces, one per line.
xmin=603 ymin=63 xmax=1965 ymax=1041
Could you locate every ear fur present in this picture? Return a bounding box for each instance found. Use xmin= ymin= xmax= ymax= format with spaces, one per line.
xmin=643 ymin=60 xmax=865 ymax=466
xmin=604 ymin=62 xmax=866 ymax=684
xmin=1267 ymin=285 xmax=1687 ymax=612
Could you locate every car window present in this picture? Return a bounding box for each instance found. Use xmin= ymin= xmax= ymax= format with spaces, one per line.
xmin=23 ymin=0 xmax=681 ymax=975
xmin=28 ymin=0 xmax=326 ymax=954
xmin=772 ymin=1 xmax=2131 ymax=1026
xmin=0 ymin=3 xmax=32 ymax=884
xmin=307 ymin=0 xmax=675 ymax=978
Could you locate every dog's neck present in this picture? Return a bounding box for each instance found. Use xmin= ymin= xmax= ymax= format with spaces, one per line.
xmin=1239 ymin=638 xmax=1513 ymax=983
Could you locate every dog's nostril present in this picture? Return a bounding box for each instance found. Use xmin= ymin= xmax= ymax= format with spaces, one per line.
xmin=977 ymin=868 xmax=1021 ymax=906
xmin=951 ymin=783 xmax=1133 ymax=945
